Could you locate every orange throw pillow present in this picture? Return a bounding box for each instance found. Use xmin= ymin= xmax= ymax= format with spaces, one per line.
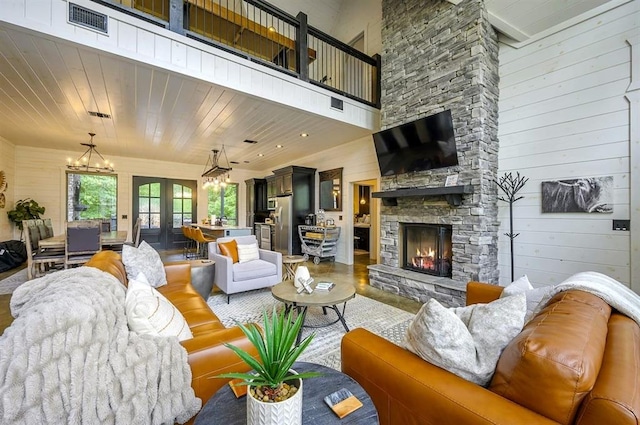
xmin=218 ymin=239 xmax=239 ymax=263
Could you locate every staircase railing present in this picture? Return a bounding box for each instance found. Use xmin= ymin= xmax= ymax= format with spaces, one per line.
xmin=93 ymin=0 xmax=381 ymax=108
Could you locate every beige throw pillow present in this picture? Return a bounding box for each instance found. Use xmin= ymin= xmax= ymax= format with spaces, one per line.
xmin=499 ymin=274 xmax=552 ymax=322
xmin=237 ymin=243 xmax=260 ymax=263
xmin=125 ymin=274 xmax=193 ymax=341
xmin=404 ymin=293 xmax=526 ymax=386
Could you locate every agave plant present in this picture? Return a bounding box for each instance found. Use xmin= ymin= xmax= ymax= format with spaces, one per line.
xmin=218 ymin=306 xmax=320 ymax=401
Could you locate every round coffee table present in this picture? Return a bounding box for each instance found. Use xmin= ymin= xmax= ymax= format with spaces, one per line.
xmin=271 ymin=280 xmax=356 ymax=345
xmin=282 ymin=254 xmax=306 ymax=281
xmin=194 ymin=362 xmax=379 ymax=424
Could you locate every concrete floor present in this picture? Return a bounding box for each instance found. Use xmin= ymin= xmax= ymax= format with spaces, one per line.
xmin=0 ymin=250 xmax=423 ymax=335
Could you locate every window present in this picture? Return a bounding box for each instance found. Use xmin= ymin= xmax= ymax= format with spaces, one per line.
xmin=172 ymin=183 xmax=193 ymax=228
xmin=138 ymin=182 xmax=161 ymax=229
xmin=67 ymin=173 xmax=117 ymax=229
xmin=208 ymin=183 xmax=238 ymax=225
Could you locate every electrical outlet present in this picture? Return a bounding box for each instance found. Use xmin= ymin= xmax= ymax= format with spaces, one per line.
xmin=612 ymin=219 xmax=630 ymax=231
xmin=339 ymin=215 xmax=342 ymax=221
xmin=122 ymin=214 xmax=128 ymax=220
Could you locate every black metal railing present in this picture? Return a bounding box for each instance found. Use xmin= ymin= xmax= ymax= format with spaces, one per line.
xmin=93 ymin=0 xmax=380 ymax=108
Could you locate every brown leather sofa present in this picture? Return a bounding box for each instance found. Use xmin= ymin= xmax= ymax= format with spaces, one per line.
xmin=86 ymin=251 xmax=258 ymax=419
xmin=341 ymin=281 xmax=640 ymax=425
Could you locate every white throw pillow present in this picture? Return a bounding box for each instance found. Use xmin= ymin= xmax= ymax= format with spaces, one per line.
xmin=122 ymin=240 xmax=167 ymax=288
xmin=404 ymin=293 xmax=526 ymax=386
xmin=500 ymin=275 xmax=552 ymax=321
xmin=237 ymin=243 xmax=260 ymax=263
xmin=125 ymin=276 xmax=193 ymax=341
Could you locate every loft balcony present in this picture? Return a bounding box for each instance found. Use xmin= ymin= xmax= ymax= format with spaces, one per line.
xmin=92 ymin=0 xmax=381 ymax=108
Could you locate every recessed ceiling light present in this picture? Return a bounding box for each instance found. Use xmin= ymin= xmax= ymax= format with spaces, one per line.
xmin=300 ymin=133 xmax=309 ymax=138
xmin=276 ymin=145 xmax=283 ymax=148
xmin=258 ymin=153 xmax=264 ymax=157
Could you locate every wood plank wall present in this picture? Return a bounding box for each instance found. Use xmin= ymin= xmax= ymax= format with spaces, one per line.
xmin=497 ymin=1 xmax=637 ymax=287
xmin=11 ymin=145 xmax=260 ymax=240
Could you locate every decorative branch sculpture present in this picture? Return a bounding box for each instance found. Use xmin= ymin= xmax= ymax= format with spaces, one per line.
xmin=495 ymin=172 xmax=529 ymax=282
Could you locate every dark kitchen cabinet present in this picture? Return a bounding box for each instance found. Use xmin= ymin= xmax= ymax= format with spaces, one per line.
xmin=266 ymin=176 xmax=276 ymax=198
xmin=245 ymin=178 xmax=268 ymax=229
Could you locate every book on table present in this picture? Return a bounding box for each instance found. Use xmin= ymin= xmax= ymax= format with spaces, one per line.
xmin=315 ymin=281 xmax=335 ymax=291
xmin=324 ymin=388 xmax=363 ymax=418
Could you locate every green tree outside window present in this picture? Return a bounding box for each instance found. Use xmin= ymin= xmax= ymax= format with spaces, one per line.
xmin=208 ymin=183 xmax=238 ymax=225
xmin=67 ymin=173 xmax=117 ymax=229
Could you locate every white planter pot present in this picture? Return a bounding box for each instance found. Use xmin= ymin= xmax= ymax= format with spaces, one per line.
xmin=246 ymin=374 xmax=303 ymax=425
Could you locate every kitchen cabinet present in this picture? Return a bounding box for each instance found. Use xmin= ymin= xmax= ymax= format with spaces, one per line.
xmin=271 ymin=166 xmax=315 ymax=198
xmin=245 ymin=178 xmax=268 ymax=228
xmin=269 ymin=165 xmax=316 ymax=255
xmin=266 ymin=176 xmax=276 ymax=198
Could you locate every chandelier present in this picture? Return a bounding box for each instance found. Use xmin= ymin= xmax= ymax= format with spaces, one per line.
xmin=66 ymin=133 xmax=114 ymax=173
xmin=202 ymin=145 xmax=232 ymax=189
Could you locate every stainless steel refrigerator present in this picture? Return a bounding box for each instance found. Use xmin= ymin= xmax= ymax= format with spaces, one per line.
xmin=273 ymin=195 xmax=292 ymax=256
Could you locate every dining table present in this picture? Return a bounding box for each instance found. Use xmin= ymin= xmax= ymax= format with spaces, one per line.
xmin=39 ymin=231 xmax=129 ymax=250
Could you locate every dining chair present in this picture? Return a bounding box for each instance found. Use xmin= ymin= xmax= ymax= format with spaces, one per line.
xmin=101 ymin=219 xmax=111 ymax=232
xmin=65 ymin=220 xmax=102 ymax=268
xmin=23 ymin=223 xmax=64 ymax=279
xmin=130 ymin=217 xmax=142 ymax=247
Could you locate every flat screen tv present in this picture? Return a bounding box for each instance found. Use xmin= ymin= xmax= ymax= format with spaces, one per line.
xmin=373 ymin=109 xmax=459 ymax=176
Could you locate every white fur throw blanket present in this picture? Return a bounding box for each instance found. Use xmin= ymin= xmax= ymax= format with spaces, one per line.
xmin=532 ymin=271 xmax=640 ymax=326
xmin=0 ymin=267 xmax=201 ymax=424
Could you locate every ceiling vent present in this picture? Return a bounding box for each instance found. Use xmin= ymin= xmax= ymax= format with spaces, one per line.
xmin=69 ymin=3 xmax=108 ymax=34
xmin=243 ymin=139 xmax=258 ymax=144
xmin=330 ymin=97 xmax=344 ymax=111
xmin=88 ymin=111 xmax=111 ymax=119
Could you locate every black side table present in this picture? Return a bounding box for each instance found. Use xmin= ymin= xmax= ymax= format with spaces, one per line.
xmin=194 ymin=362 xmax=379 ymax=424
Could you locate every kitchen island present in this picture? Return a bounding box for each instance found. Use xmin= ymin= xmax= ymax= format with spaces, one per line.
xmin=193 ymin=224 xmax=252 ymax=238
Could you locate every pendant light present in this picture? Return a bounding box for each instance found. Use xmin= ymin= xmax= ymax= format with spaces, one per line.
xmin=359 ymin=185 xmax=366 ymax=205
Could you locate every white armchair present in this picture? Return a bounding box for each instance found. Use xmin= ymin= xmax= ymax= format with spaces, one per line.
xmin=208 ymin=235 xmax=282 ymax=303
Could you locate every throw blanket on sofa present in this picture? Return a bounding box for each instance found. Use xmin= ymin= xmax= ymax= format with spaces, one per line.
xmin=532 ymin=271 xmax=640 ymax=326
xmin=0 ymin=267 xmax=201 ymax=425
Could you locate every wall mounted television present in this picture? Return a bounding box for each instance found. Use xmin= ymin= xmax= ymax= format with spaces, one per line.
xmin=373 ymin=109 xmax=459 ymax=176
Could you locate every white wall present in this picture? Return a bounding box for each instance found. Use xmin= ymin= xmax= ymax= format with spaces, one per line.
xmin=331 ymin=0 xmax=383 ymax=56
xmin=266 ymin=135 xmax=380 ymax=264
xmin=497 ymin=1 xmax=637 ymax=287
xmin=12 ymin=145 xmax=262 ymax=240
xmin=0 ymin=137 xmax=15 ymax=241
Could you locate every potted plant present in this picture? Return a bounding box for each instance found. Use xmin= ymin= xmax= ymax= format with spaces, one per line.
xmin=218 ymin=307 xmax=320 ymax=425
xmin=7 ymin=198 xmax=46 ymax=238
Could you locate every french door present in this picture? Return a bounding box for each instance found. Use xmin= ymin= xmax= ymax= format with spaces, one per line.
xmin=132 ymin=177 xmax=197 ymax=250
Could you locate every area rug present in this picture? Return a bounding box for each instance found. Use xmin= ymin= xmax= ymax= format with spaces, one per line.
xmin=207 ymin=289 xmax=415 ymax=370
xmin=0 ymin=269 xmax=28 ymax=295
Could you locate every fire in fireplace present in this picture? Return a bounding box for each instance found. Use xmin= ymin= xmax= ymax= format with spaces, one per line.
xmin=402 ymin=223 xmax=452 ymax=277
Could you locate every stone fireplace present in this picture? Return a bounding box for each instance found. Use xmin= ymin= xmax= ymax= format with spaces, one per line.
xmin=369 ymin=0 xmax=500 ymax=307
xmin=402 ymin=223 xmax=452 ymax=278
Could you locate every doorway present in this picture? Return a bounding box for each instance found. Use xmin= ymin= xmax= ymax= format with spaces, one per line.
xmin=132 ymin=176 xmax=197 ymax=250
xmin=352 ymin=179 xmax=378 ymax=265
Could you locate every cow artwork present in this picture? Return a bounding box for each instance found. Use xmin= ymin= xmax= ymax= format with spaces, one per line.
xmin=541 ymin=177 xmax=613 ymax=213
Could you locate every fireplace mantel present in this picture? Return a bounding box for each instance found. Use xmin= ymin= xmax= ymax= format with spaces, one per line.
xmin=372 ymin=185 xmax=474 ymax=207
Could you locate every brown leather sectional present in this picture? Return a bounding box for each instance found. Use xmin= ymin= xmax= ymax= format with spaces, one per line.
xmin=341 ymin=281 xmax=640 ymax=425
xmin=86 ymin=250 xmax=258 ymax=420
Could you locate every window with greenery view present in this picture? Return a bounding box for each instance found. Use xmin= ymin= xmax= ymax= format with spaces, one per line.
xmin=67 ymin=173 xmax=117 ymax=230
xmin=208 ymin=184 xmax=238 ymax=225
xmin=172 ymin=183 xmax=193 ymax=228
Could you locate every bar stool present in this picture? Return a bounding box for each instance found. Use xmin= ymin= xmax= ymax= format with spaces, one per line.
xmin=182 ymin=226 xmax=196 ymax=259
xmin=192 ymin=227 xmax=216 ymax=259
